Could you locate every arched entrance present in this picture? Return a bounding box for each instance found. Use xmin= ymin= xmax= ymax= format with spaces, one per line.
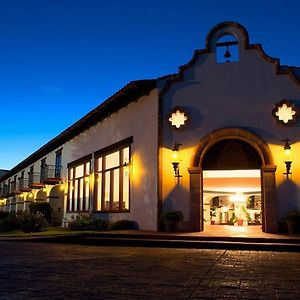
xmin=48 ymin=185 xmax=64 ymax=225
xmin=188 ymin=128 xmax=278 ymax=233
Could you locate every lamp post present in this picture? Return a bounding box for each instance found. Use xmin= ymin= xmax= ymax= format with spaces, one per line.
xmin=171 ymin=141 xmax=182 ymax=180
xmin=283 ymin=139 xmax=293 ymax=179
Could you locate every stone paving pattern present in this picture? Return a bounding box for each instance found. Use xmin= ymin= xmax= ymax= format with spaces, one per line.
xmin=0 ymin=242 xmax=300 ymax=299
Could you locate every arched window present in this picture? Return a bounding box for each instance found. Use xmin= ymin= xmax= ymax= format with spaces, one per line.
xmin=216 ymin=34 xmax=239 ymax=63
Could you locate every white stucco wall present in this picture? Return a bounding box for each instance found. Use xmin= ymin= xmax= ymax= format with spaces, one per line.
xmin=61 ymin=89 xmax=159 ymax=230
xmin=161 ymin=25 xmax=300 ymax=221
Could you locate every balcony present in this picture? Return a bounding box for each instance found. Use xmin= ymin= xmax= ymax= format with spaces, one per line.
xmin=41 ymin=165 xmax=62 ymax=185
xmin=2 ymin=185 xmax=9 ymax=197
xmin=10 ymin=182 xmax=22 ymax=196
xmin=19 ymin=178 xmax=31 ymax=192
xmin=28 ymin=173 xmax=44 ymax=189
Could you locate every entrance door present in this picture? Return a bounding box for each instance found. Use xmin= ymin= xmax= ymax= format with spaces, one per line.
xmin=203 ymin=169 xmax=262 ymax=229
xmin=202 ymin=139 xmax=262 ymax=231
xmin=188 ymin=128 xmax=277 ymax=233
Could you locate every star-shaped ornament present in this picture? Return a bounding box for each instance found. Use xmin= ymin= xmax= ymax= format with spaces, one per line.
xmin=272 ymin=100 xmax=297 ymax=125
xmin=169 ymin=110 xmax=188 ymax=129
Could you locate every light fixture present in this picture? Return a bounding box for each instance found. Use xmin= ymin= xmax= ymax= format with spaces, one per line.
xmin=171 ymin=141 xmax=182 ymax=179
xmin=283 ymin=139 xmax=293 ymax=179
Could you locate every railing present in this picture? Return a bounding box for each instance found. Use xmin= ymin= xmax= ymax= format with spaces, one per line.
xmin=28 ymin=173 xmax=42 ymax=186
xmin=10 ymin=181 xmax=17 ymax=192
xmin=41 ymin=165 xmax=62 ymax=180
xmin=3 ymin=184 xmax=8 ymax=196
xmin=18 ymin=178 xmax=30 ymax=190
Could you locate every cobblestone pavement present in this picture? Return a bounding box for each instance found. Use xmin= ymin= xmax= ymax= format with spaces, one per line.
xmin=1 ymin=242 xmax=300 ymax=299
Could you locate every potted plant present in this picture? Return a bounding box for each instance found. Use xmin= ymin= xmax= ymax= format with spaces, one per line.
xmin=228 ymin=214 xmax=237 ymax=225
xmin=162 ymin=210 xmax=183 ymax=232
xmin=210 ymin=207 xmax=217 ymax=225
xmin=283 ymin=210 xmax=300 ymax=234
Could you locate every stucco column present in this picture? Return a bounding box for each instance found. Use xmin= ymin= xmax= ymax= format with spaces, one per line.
xmin=188 ymin=167 xmax=203 ymax=232
xmin=261 ymin=165 xmax=277 ymax=233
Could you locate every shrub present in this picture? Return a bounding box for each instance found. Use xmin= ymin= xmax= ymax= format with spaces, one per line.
xmin=15 ymin=211 xmax=48 ymax=233
xmin=109 ymin=219 xmax=136 ymax=230
xmin=95 ymin=219 xmax=109 ymax=230
xmin=0 ymin=211 xmax=10 ymax=220
xmin=68 ymin=213 xmax=98 ymax=231
xmin=29 ymin=202 xmax=51 ymax=222
xmin=0 ymin=213 xmax=19 ymax=232
xmin=161 ymin=210 xmax=184 ymax=222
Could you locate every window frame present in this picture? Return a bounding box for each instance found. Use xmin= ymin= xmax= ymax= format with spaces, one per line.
xmin=67 ymin=154 xmax=92 ymax=213
xmin=94 ymin=137 xmax=132 ymax=213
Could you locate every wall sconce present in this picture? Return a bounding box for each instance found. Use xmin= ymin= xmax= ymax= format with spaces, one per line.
xmin=283 ymin=139 xmax=293 ymax=179
xmin=172 ymin=141 xmax=182 ymax=179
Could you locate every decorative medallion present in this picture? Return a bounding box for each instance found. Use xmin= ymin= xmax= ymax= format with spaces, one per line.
xmin=272 ymin=100 xmax=298 ymax=125
xmin=168 ymin=108 xmax=188 ymax=129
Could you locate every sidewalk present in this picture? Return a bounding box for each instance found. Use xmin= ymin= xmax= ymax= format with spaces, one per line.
xmin=1 ymin=225 xmax=300 ymax=252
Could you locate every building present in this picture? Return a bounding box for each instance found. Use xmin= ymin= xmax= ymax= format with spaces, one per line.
xmin=1 ymin=21 xmax=299 ymax=233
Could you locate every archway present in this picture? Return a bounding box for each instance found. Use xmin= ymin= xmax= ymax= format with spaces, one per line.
xmin=48 ymin=185 xmax=64 ymax=225
xmin=188 ymin=128 xmax=277 ymax=233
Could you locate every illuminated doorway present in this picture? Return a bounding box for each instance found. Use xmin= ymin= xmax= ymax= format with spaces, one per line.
xmin=203 ymin=170 xmax=262 ymax=229
xmin=188 ymin=128 xmax=277 ymax=233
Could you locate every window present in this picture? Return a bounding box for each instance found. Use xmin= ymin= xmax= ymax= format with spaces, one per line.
xmin=95 ymin=144 xmax=130 ymax=212
xmin=55 ymin=149 xmax=62 ymax=178
xmin=67 ymin=160 xmax=90 ymax=212
xmin=40 ymin=158 xmax=46 ymax=181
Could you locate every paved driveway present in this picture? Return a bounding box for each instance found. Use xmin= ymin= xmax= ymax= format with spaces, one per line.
xmin=0 ymin=242 xmax=300 ymax=299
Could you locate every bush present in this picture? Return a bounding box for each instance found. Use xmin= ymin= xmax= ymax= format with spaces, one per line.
xmin=68 ymin=213 xmax=98 ymax=231
xmin=15 ymin=211 xmax=48 ymax=233
xmin=161 ymin=210 xmax=184 ymax=222
xmin=109 ymin=219 xmax=136 ymax=230
xmin=29 ymin=202 xmax=51 ymax=222
xmin=0 ymin=213 xmax=19 ymax=232
xmin=0 ymin=211 xmax=10 ymax=220
xmin=95 ymin=219 xmax=109 ymax=230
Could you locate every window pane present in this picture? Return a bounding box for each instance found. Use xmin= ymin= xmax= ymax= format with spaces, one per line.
xmin=123 ymin=147 xmax=130 ymax=165
xmin=68 ymin=182 xmax=73 ymax=211
xmin=96 ymin=174 xmax=102 ymax=210
xmin=79 ymin=178 xmax=83 ymax=210
xmin=104 ymin=171 xmax=110 ymax=210
xmin=69 ymin=169 xmax=73 ymax=180
xmin=75 ymin=165 xmax=84 ymax=178
xmin=85 ymin=162 xmax=90 ymax=175
xmin=105 ymin=151 xmax=119 ymax=169
xmin=97 ymin=158 xmax=102 ymax=172
xmin=123 ymin=167 xmax=129 ymax=209
xmin=85 ymin=181 xmax=89 ymax=210
xmin=113 ymin=169 xmax=119 ymax=210
xmin=74 ymin=180 xmax=78 ymax=211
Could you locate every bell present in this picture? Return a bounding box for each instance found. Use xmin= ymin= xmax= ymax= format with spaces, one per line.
xmin=224 ymin=46 xmax=231 ymax=60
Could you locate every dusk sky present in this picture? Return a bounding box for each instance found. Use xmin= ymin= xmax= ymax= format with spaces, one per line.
xmin=1 ymin=0 xmax=300 ymax=170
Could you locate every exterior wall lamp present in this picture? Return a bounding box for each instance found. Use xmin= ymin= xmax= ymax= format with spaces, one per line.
xmin=283 ymin=139 xmax=293 ymax=179
xmin=172 ymin=141 xmax=182 ymax=179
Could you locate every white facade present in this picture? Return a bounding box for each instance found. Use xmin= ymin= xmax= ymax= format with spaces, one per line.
xmin=1 ymin=22 xmax=300 ymax=233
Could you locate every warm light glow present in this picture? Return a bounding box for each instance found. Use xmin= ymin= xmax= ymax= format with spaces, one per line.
xmin=203 ymin=170 xmax=260 ymax=178
xmin=28 ymin=193 xmax=33 ymax=198
xmin=275 ymin=103 xmax=296 ymax=123
xmin=222 ymin=206 xmax=228 ymax=212
xmin=169 ymin=110 xmax=187 ymax=128
xmin=230 ymin=193 xmax=246 ymax=203
xmin=172 ymin=150 xmax=179 ymax=163
xmin=203 ymin=170 xmax=261 ymax=193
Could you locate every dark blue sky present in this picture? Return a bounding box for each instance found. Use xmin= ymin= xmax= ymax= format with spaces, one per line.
xmin=1 ymin=0 xmax=300 ymax=169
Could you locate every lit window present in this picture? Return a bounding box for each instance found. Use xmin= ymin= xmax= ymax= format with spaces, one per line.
xmin=95 ymin=145 xmax=131 ymax=212
xmin=67 ymin=160 xmax=90 ymax=212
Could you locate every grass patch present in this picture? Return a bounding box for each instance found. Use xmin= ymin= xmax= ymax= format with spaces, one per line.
xmin=0 ymin=226 xmax=99 ymax=237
